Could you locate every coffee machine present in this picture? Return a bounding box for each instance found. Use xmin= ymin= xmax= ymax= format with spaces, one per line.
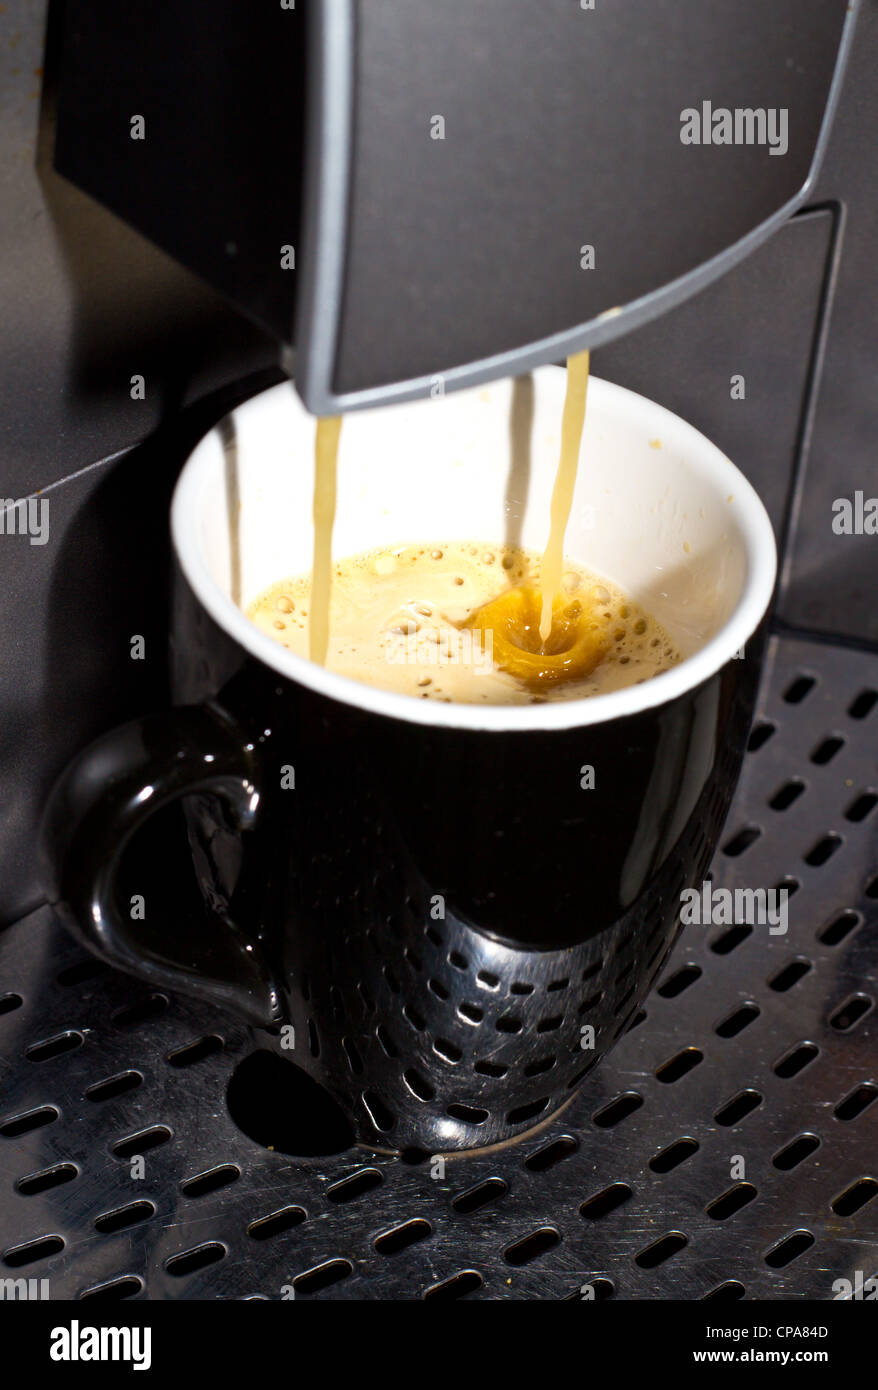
xmin=53 ymin=0 xmax=854 ymax=412
xmin=1 ymin=0 xmax=877 ymax=1303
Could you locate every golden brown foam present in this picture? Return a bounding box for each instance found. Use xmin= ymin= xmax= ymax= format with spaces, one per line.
xmin=246 ymin=542 xmax=681 ymax=706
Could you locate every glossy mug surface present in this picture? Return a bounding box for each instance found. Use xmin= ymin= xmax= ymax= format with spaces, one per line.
xmin=47 ymin=369 xmax=776 ymax=1151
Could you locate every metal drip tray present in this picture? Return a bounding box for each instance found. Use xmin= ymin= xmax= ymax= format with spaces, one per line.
xmin=1 ymin=634 xmax=877 ymax=1300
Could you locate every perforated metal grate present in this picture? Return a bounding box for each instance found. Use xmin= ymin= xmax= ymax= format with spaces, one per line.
xmin=1 ymin=634 xmax=877 ymax=1300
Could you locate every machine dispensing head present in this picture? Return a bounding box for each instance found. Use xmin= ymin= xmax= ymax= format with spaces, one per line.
xmin=53 ymin=0 xmax=857 ymax=416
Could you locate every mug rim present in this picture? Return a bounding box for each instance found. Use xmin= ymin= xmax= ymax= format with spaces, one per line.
xmin=171 ymin=373 xmax=777 ymax=732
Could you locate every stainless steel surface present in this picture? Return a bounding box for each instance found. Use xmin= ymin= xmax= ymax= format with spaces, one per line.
xmin=1 ymin=634 xmax=876 ymax=1299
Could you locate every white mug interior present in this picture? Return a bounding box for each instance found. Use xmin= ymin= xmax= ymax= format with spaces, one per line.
xmin=171 ymin=367 xmax=777 ymax=731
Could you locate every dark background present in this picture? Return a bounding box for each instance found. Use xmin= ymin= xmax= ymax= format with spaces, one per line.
xmin=1 ymin=0 xmax=876 ymax=925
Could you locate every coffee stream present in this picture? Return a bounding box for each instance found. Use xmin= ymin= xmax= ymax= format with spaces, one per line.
xmin=539 ymin=349 xmax=590 ymax=642
xmin=309 ymin=415 xmax=342 ymax=666
xmin=308 ymin=354 xmax=592 ymax=680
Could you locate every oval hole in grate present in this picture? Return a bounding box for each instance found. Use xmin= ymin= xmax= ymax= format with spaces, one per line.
xmin=510 ymin=981 xmax=534 ymax=996
xmin=26 ymin=1031 xmax=84 ymax=1062
xmin=447 ymin=1103 xmax=488 ymax=1125
xmin=458 ymin=1002 xmax=483 ymax=1024
xmin=293 ymin=1259 xmax=353 ymax=1295
xmin=452 ymin=1177 xmax=507 ymax=1214
xmin=181 ymin=1164 xmax=240 ymax=1198
xmin=764 ymin=1230 xmax=814 ymax=1269
xmin=634 ymin=1232 xmax=687 ymax=1269
xmin=804 ymin=834 xmax=842 ymax=867
xmin=79 ymin=1276 xmax=143 ymax=1301
xmin=504 ymin=1227 xmax=561 ymax=1267
xmin=403 ymin=1068 xmax=434 ymax=1102
xmin=547 ymin=976 xmax=570 ymax=993
xmin=0 ymin=1105 xmax=59 ymax=1139
xmin=702 ymin=1281 xmax=745 ymax=1302
xmin=167 ymin=1036 xmax=223 ymax=1068
xmin=578 ymin=990 xmax=603 ymax=1015
xmin=56 ymin=959 xmax=109 ymax=987
xmin=432 ymin=1037 xmax=461 ymax=1063
xmin=811 ymin=736 xmax=844 ymax=766
xmin=376 ymin=1026 xmax=399 ymax=1058
xmin=474 ymin=1059 xmax=507 ymax=1078
xmin=772 ymin=1133 xmax=820 ymax=1171
xmin=573 ymin=1277 xmax=614 ymax=1300
xmin=537 ymin=1013 xmax=563 ymax=1033
xmin=715 ymin=1089 xmax=762 ymax=1126
xmin=523 ymin=1055 xmax=556 ymax=1078
xmin=773 ymin=1042 xmax=819 ymax=1079
xmin=448 ymin=951 xmax=467 ymax=971
xmin=476 ymin=970 xmax=499 ymax=989
xmin=848 ymin=689 xmax=877 ymax=719
xmin=85 ymin=1071 xmax=143 ymax=1103
xmin=326 ymin=1169 xmax=383 ymax=1204
xmin=829 ymin=994 xmax=874 ymax=1032
xmin=715 ymin=1003 xmax=760 ymax=1038
xmin=710 ymin=924 xmax=753 ymax=955
xmin=845 ymin=792 xmax=878 ymax=823
xmin=831 ymin=1177 xmax=878 ymax=1217
xmin=16 ymin=1164 xmax=78 ymax=1197
xmin=112 ymin=1126 xmax=172 ymax=1160
xmin=705 ymin=1182 xmax=757 ymax=1221
xmin=362 ymin=1091 xmax=395 ymax=1132
xmin=525 ymin=1136 xmax=578 ymax=1172
xmin=656 ymin=1048 xmax=703 ymax=1084
xmin=0 ymin=993 xmax=23 ymax=1016
xmin=770 ymin=780 xmax=806 ymax=811
xmin=165 ymin=1243 xmax=226 ymax=1278
xmin=834 ymin=1083 xmax=878 ymax=1122
xmin=375 ymin=1219 xmax=432 ymax=1256
xmin=423 ymin=1270 xmax=482 ymax=1300
xmin=783 ymin=675 xmax=816 ymax=704
xmin=342 ymin=1038 xmax=363 ymax=1076
xmin=722 ymin=826 xmax=762 ymax=857
xmin=748 ymin=720 xmax=775 ymax=752
xmin=657 ymin=965 xmax=702 ymax=999
xmin=649 ymin=1138 xmax=699 ymax=1174
xmin=247 ymin=1206 xmax=306 ymax=1241
xmin=428 ymin=978 xmax=449 ymax=1001
xmin=3 ymin=1235 xmax=64 ymax=1268
xmin=580 ymin=1183 xmax=633 ymax=1221
xmin=768 ymin=958 xmax=812 ymax=993
xmin=111 ymin=994 xmax=168 ymax=1029
xmin=95 ymin=1200 xmax=156 ymax=1234
xmin=496 ymin=1014 xmax=523 ymax=1034
xmin=593 ymin=1092 xmax=643 ymax=1129
xmin=818 ymin=911 xmax=860 ymax=945
xmin=507 ymin=1097 xmax=550 ymax=1127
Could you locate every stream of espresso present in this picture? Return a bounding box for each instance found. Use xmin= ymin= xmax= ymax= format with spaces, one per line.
xmin=539 ymin=349 xmax=590 ymax=642
xmin=307 ymin=353 xmax=590 ymax=670
xmin=309 ymin=415 xmax=342 ymax=666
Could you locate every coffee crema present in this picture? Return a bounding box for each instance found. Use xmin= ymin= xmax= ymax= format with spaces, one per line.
xmin=246 ymin=542 xmax=681 ymax=705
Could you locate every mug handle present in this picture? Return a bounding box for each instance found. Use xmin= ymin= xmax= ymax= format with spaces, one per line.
xmin=44 ymin=703 xmax=281 ymax=1027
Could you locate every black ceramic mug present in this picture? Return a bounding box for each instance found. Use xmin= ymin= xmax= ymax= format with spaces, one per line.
xmin=46 ymin=368 xmax=776 ymax=1151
